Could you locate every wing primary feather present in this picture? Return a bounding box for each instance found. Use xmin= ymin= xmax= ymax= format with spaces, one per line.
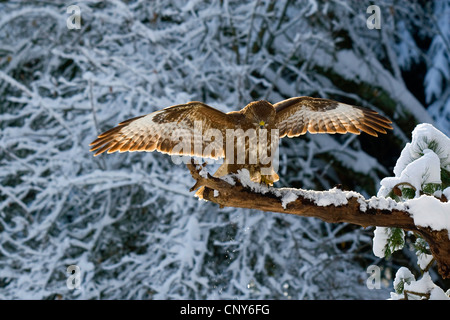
xmin=144 ymin=140 xmax=157 ymax=151
xmin=317 ymin=118 xmax=327 ymax=133
xmin=90 ymin=137 xmax=115 ymax=152
xmin=90 ymin=102 xmax=233 ymax=158
xmin=362 ymin=120 xmax=387 ymax=134
xmin=95 ymin=126 xmax=123 ymax=140
xmin=89 ymin=135 xmax=113 ymax=148
xmin=308 ymin=122 xmax=319 ymax=134
xmin=346 ymin=122 xmax=361 ymax=135
xmin=117 ymin=115 xmax=146 ymax=126
xmin=94 ymin=141 xmax=115 ymax=156
xmin=356 ymin=123 xmax=378 ymax=136
xmin=273 ymin=97 xmax=394 ymax=137
xmin=119 ymin=139 xmax=135 ymax=152
xmin=324 ymin=117 xmax=337 ymax=133
xmin=129 ymin=135 xmax=146 ymax=152
xmin=129 ymin=135 xmax=144 ymax=152
xmin=364 ymin=113 xmax=393 ymax=129
xmin=334 ymin=121 xmax=347 ymax=134
xmin=108 ymin=140 xmax=128 ymax=153
xmin=136 ymin=137 xmax=150 ymax=151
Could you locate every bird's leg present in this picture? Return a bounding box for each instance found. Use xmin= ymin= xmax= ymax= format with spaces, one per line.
xmin=258 ymin=164 xmax=278 ymax=186
xmin=260 ymin=174 xmax=275 ymax=186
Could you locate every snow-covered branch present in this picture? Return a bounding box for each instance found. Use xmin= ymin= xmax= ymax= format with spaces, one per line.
xmin=187 ymin=160 xmax=450 ymax=280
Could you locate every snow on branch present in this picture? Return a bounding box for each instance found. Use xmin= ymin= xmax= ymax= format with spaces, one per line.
xmin=187 ymin=159 xmax=450 ymax=280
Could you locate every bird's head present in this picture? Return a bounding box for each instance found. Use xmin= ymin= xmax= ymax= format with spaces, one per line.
xmin=243 ymin=100 xmax=276 ymax=129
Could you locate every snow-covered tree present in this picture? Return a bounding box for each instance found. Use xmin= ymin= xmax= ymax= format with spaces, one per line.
xmin=373 ymin=123 xmax=450 ymax=300
xmin=0 ymin=0 xmax=448 ymax=299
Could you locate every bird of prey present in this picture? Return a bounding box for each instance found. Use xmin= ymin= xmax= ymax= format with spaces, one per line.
xmin=90 ymin=97 xmax=392 ymax=196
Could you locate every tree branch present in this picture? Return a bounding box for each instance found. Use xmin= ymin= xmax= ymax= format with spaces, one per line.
xmin=187 ymin=160 xmax=450 ymax=279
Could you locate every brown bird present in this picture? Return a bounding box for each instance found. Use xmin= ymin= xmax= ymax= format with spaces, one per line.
xmin=89 ymin=97 xmax=392 ymax=196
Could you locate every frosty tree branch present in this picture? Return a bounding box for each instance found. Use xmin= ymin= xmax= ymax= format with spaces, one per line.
xmin=187 ymin=161 xmax=450 ymax=279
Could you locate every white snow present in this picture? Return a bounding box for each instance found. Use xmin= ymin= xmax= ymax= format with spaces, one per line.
xmin=377 ymin=124 xmax=450 ymax=236
xmin=393 ymin=123 xmax=450 ymax=176
xmin=197 ymin=164 xmax=209 ymax=178
xmin=233 ymin=170 xmax=384 ymax=212
xmin=373 ymin=123 xmax=450 ymax=300
xmin=402 ymin=272 xmax=449 ymax=300
xmin=367 ymin=196 xmax=405 ymax=211
xmin=234 ymin=169 xmax=267 ymax=193
xmin=392 ymin=267 xmax=415 ymax=292
xmin=231 ymin=170 xmax=369 ymax=210
xmin=280 ymin=191 xmax=298 ymax=209
xmin=417 ymin=252 xmax=434 ymax=270
xmin=381 ymin=149 xmax=441 ymax=197
xmin=310 ymin=188 xmax=358 ymax=207
xmin=406 ymin=195 xmax=450 ymax=235
xmin=372 ymin=227 xmax=390 ymax=258
xmin=443 ymin=187 xmax=450 ymax=200
xmin=372 ymin=226 xmax=405 ymax=258
xmin=379 ymin=127 xmax=449 ymax=196
xmin=373 ymin=122 xmax=450 ymax=283
xmin=390 ymin=268 xmax=450 ymax=300
xmin=220 ymin=174 xmax=236 ymax=186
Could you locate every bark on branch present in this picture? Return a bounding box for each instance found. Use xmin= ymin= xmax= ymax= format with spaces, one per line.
xmin=187 ymin=161 xmax=450 ymax=279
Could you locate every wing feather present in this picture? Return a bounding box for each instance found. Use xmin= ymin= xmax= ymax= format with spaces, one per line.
xmin=274 ymin=96 xmax=392 ymax=138
xmin=89 ymin=102 xmax=235 ymax=158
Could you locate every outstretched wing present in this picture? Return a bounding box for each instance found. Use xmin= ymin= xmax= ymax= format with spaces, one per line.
xmin=274 ymin=96 xmax=393 ymax=138
xmin=89 ymin=101 xmax=235 ymax=159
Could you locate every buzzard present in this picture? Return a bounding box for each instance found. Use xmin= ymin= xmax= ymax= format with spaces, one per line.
xmin=90 ymin=97 xmax=392 ymax=196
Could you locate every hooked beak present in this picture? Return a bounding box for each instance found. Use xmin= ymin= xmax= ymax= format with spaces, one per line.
xmin=259 ymin=120 xmax=265 ymax=129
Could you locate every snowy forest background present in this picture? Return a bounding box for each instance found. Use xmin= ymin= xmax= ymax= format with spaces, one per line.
xmin=0 ymin=0 xmax=449 ymax=299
